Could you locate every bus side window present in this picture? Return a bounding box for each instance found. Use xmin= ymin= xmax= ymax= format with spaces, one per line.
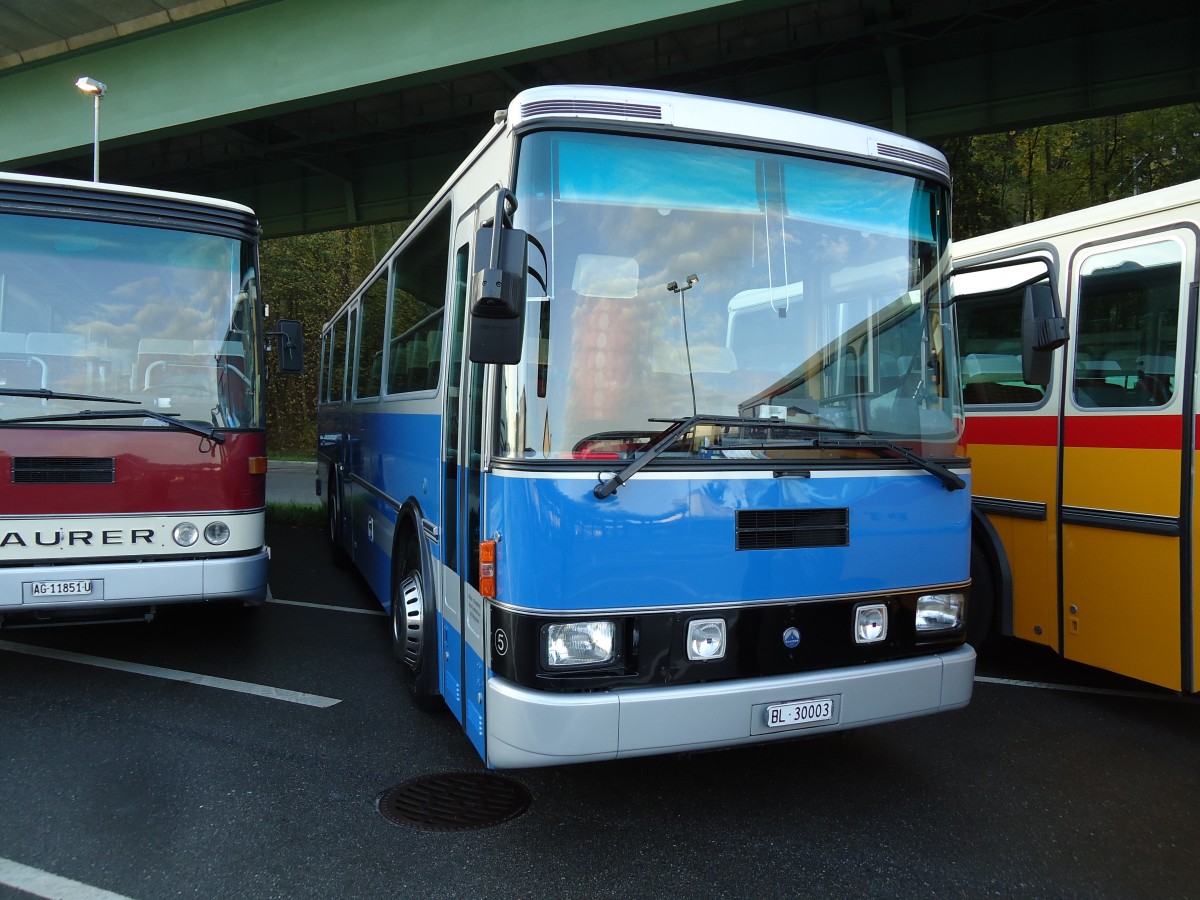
xmin=355 ymin=271 xmax=389 ymax=399
xmin=957 ymin=284 xmax=1047 ymax=405
xmin=1072 ymin=242 xmax=1183 ymax=409
xmin=317 ymin=332 xmax=330 ymax=403
xmin=329 ymin=312 xmax=348 ymax=403
xmin=386 ymin=206 xmax=451 ymax=395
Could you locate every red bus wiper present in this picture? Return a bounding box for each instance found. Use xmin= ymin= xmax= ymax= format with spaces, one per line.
xmin=0 ymin=387 xmax=139 ymax=405
xmin=0 ymin=408 xmax=225 ymax=444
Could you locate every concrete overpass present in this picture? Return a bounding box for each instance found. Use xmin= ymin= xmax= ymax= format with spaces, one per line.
xmin=0 ymin=0 xmax=1196 ymax=236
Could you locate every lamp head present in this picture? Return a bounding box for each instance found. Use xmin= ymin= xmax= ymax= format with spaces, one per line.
xmin=75 ymin=76 xmax=107 ymax=97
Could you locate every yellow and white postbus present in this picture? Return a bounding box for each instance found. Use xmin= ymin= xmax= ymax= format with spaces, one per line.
xmin=954 ymin=179 xmax=1200 ymax=692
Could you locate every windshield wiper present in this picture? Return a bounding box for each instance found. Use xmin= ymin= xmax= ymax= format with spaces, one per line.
xmin=0 ymin=409 xmax=225 ymax=444
xmin=0 ymin=387 xmax=139 ymax=405
xmin=593 ymin=415 xmax=860 ymax=499
xmin=591 ymin=414 xmax=964 ymax=497
xmin=809 ymin=434 xmax=965 ymax=492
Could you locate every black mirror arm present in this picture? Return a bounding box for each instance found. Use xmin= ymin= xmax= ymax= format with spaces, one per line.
xmin=264 ymin=329 xmax=297 ymax=352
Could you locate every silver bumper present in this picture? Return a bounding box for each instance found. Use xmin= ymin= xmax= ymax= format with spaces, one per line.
xmin=0 ymin=550 xmax=269 ymax=614
xmin=486 ymin=644 xmax=976 ymax=768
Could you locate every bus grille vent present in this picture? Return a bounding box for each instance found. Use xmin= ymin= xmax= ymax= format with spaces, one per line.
xmin=11 ymin=456 xmax=115 ymax=484
xmin=875 ymin=143 xmax=950 ymax=178
xmin=735 ymin=508 xmax=849 ymax=550
xmin=520 ymin=99 xmax=663 ymax=121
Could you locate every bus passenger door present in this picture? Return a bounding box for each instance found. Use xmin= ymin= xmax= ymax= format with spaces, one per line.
xmin=322 ymin=308 xmax=354 ymax=553
xmin=956 ymin=258 xmax=1063 ymax=649
xmin=1060 ymin=232 xmax=1196 ymax=691
xmin=440 ymin=211 xmax=488 ymax=757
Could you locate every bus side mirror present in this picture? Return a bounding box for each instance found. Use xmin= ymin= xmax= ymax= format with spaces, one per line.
xmin=1022 ymin=282 xmax=1068 ymax=384
xmin=469 ymin=190 xmax=529 ymax=365
xmin=273 ymin=318 xmax=304 ymax=375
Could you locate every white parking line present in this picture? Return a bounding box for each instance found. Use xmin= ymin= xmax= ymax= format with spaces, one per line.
xmin=975 ymin=674 xmax=1186 ymax=702
xmin=268 ymin=596 xmax=386 ymax=616
xmin=0 ymin=640 xmax=340 ymax=708
xmin=0 ymin=856 xmax=135 ymax=900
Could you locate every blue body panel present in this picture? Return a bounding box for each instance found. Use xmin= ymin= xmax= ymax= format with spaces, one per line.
xmin=464 ymin=644 xmax=487 ymax=759
xmin=439 ymin=614 xmax=488 ymax=759
xmin=487 ymin=469 xmax=971 ymax=612
xmin=353 ymin=495 xmax=397 ymax=607
xmin=441 ymin=612 xmax=464 ymax=725
xmin=342 ymin=410 xmax=442 ymax=605
xmin=348 ymin=409 xmax=441 ymax=527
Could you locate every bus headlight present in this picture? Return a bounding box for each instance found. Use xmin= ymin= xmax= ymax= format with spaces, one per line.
xmin=854 ymin=603 xmax=888 ymax=643
xmin=687 ymin=618 xmax=727 ymax=660
xmin=172 ymin=522 xmax=199 ymax=547
xmin=916 ymin=593 xmax=965 ymax=631
xmin=204 ymin=521 xmax=231 ymax=545
xmin=544 ymin=621 xmax=615 ymax=668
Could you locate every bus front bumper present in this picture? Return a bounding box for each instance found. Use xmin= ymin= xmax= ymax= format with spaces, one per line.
xmin=0 ymin=551 xmax=269 ymax=618
xmin=486 ymin=644 xmax=976 ymax=768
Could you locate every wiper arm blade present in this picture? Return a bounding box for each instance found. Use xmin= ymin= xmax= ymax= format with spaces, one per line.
xmin=592 ymin=414 xmax=849 ymax=499
xmin=593 ymin=414 xmax=705 ymax=499
xmin=0 ymin=409 xmax=225 ymax=444
xmin=589 ymin=413 xmax=964 ymax=495
xmin=0 ymin=387 xmax=139 ymax=405
xmin=813 ymin=435 xmax=965 ymax=492
xmin=132 ymin=408 xmax=226 ymax=444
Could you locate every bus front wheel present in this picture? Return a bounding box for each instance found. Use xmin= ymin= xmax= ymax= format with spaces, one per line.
xmin=392 ymin=535 xmax=440 ymax=711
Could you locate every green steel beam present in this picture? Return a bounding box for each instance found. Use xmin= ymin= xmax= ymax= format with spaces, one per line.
xmin=0 ymin=0 xmax=755 ymax=166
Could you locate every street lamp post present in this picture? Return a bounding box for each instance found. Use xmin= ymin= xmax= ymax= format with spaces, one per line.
xmin=74 ymin=76 xmax=107 ymax=183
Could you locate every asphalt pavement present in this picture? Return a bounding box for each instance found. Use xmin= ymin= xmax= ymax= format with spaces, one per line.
xmin=266 ymin=459 xmax=319 ymax=506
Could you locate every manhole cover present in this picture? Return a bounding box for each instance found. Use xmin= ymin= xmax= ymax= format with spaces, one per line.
xmin=377 ymin=772 xmax=532 ymax=831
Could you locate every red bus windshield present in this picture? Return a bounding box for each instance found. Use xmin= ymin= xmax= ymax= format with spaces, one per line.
xmin=0 ymin=212 xmax=262 ymax=430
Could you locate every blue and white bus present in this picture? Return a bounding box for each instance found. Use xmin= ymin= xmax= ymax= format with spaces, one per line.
xmin=317 ymin=85 xmax=975 ymax=768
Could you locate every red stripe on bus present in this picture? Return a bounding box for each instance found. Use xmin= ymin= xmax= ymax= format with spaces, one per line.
xmin=1063 ymin=415 xmax=1184 ymax=451
xmin=964 ymin=414 xmax=1187 ymax=451
xmin=962 ymin=416 xmax=1057 ymax=447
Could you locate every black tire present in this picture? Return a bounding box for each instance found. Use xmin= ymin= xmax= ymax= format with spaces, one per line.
xmin=967 ymin=539 xmax=996 ymax=650
xmin=391 ymin=533 xmax=441 ymax=711
xmin=326 ymin=469 xmax=350 ymax=567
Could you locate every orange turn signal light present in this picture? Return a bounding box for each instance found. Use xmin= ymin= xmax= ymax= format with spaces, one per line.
xmin=480 ymin=540 xmax=497 ymax=599
xmin=248 ymin=456 xmax=268 ymax=475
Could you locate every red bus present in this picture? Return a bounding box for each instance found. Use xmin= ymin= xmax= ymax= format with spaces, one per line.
xmin=0 ymin=173 xmax=301 ymax=627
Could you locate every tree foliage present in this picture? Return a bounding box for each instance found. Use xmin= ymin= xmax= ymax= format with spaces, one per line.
xmin=261 ymin=228 xmax=377 ymax=454
xmin=941 ymin=103 xmax=1200 ymax=239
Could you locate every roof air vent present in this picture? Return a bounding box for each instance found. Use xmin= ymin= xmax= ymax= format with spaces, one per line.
xmin=520 ymin=99 xmax=663 ymax=121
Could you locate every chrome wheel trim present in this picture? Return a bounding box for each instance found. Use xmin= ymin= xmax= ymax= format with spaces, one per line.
xmin=397 ymin=571 xmax=423 ymax=672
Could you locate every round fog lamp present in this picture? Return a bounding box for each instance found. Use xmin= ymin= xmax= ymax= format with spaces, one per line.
xmin=204 ymin=521 xmax=231 ymax=545
xmin=172 ymin=522 xmax=199 ymax=547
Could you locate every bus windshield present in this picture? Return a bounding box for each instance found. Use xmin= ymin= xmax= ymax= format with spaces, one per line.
xmin=501 ymin=130 xmax=959 ymax=461
xmin=0 ymin=212 xmax=261 ymax=429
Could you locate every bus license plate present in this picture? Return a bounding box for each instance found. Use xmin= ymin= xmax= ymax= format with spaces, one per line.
xmin=765 ymin=697 xmax=835 ymax=728
xmin=30 ymin=580 xmax=93 ymax=597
